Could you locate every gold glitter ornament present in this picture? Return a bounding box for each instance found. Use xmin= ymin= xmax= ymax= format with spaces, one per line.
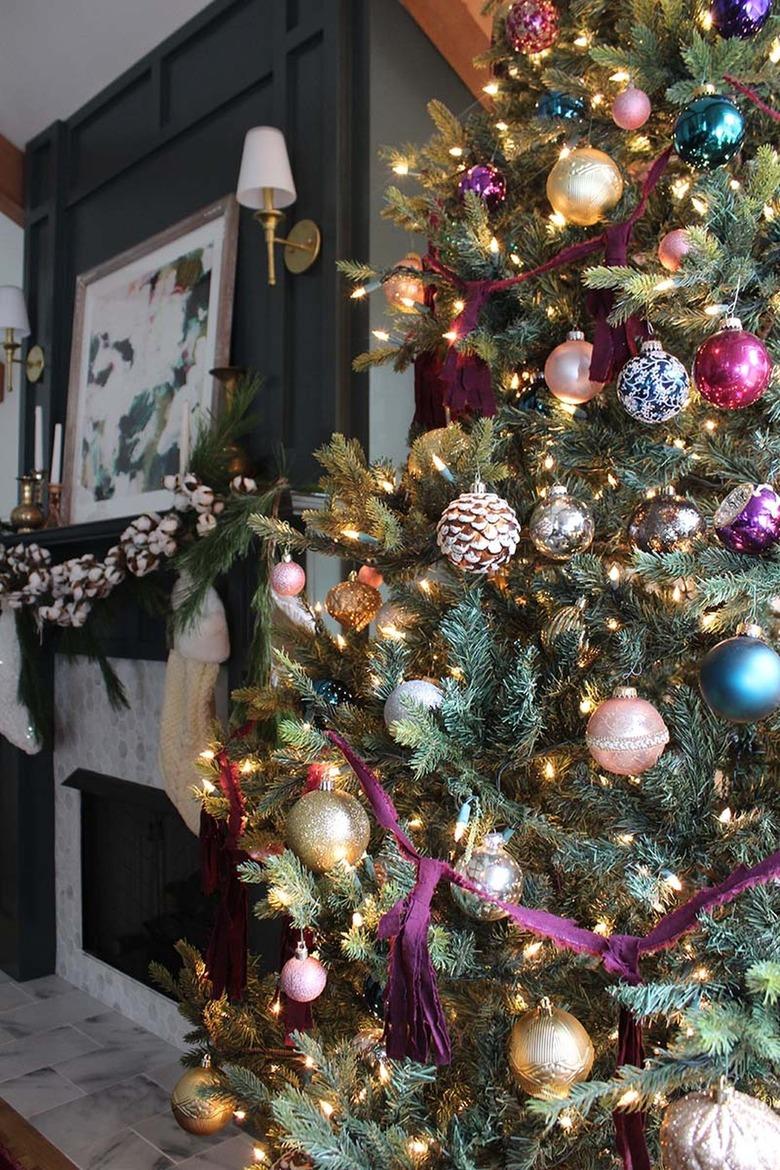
xmin=286 ymin=776 xmax=370 ymax=872
xmin=546 ymin=146 xmax=624 ymax=227
xmin=508 ymin=999 xmax=594 ymax=1099
xmin=325 ymin=576 xmax=381 ymax=632
xmin=660 ymin=1079 xmax=780 ymax=1170
xmin=436 ymin=478 xmax=521 ymax=574
xmin=171 ymin=1058 xmax=234 ymax=1135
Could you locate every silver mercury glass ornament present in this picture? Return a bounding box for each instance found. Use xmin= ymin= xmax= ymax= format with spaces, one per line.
xmin=529 ymin=484 xmax=595 ymax=561
xmin=450 ymin=832 xmax=524 ymax=921
xmin=628 ymin=486 xmax=705 ymax=553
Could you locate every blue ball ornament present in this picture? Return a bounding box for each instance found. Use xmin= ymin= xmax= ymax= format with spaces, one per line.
xmin=712 ymin=0 xmax=772 ymax=38
xmin=312 ymin=678 xmax=355 ymax=706
xmin=699 ymin=634 xmax=780 ymax=723
xmin=673 ymin=96 xmax=745 ymax=170
xmin=536 ymin=91 xmax=586 ymax=121
xmin=617 ymin=339 xmax=690 ymax=424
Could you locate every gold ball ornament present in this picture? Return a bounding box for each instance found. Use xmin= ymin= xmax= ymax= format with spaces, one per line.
xmin=286 ymin=780 xmax=371 ymax=872
xmin=508 ymin=999 xmax=594 ymax=1099
xmin=383 ymin=252 xmax=426 ymax=313
xmin=170 ymin=1061 xmax=234 ymax=1135
xmin=660 ymin=1080 xmax=780 ymax=1170
xmin=546 ymin=147 xmax=624 ymax=227
xmin=325 ymin=577 xmax=382 ymax=632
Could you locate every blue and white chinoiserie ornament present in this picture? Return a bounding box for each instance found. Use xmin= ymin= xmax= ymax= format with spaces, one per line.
xmin=617 ymin=338 xmax=690 ymax=424
xmin=699 ymin=624 xmax=780 ymax=723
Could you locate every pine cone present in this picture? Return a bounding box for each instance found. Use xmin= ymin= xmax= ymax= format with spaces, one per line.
xmin=436 ymin=488 xmax=520 ymax=574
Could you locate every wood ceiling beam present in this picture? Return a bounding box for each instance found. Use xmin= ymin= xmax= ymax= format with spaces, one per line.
xmin=400 ymin=0 xmax=492 ymax=99
xmin=0 ymin=134 xmax=24 ymax=226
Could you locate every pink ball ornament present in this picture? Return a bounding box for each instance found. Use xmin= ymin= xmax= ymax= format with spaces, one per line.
xmin=693 ymin=316 xmax=773 ymax=410
xmin=586 ymin=685 xmax=669 ymax=776
xmin=280 ymin=941 xmax=327 ymax=1003
xmin=271 ymin=555 xmax=306 ymax=597
xmin=658 ymin=229 xmax=690 ymax=273
xmin=611 ymin=87 xmax=651 ymax=130
xmin=505 ymin=0 xmax=559 ymax=53
xmin=544 ymin=329 xmax=604 ymax=405
xmin=357 ymin=564 xmax=384 ymax=589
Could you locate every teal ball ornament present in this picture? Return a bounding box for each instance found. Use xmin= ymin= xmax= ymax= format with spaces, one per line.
xmin=536 ymin=91 xmax=586 ymax=121
xmin=673 ymin=96 xmax=745 ymax=170
xmin=700 ymin=631 xmax=780 ymax=723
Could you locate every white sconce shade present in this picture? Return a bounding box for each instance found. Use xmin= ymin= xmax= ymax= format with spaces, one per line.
xmin=0 ymin=286 xmax=30 ymax=337
xmin=237 ymin=127 xmax=297 ymax=209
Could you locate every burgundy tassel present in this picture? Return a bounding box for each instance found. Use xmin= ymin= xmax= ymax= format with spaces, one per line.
xmin=613 ymin=1008 xmax=650 ymax=1170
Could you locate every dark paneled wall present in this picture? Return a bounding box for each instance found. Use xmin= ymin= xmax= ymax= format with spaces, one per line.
xmin=22 ymin=0 xmax=368 ymax=489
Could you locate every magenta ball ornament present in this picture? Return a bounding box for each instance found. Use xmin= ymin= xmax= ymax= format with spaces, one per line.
xmin=586 ymin=686 xmax=669 ymax=776
xmin=544 ymin=330 xmax=604 ymax=405
xmin=458 ymin=164 xmax=507 ymax=211
xmin=611 ymin=87 xmax=651 ymax=130
xmin=271 ymin=556 xmax=306 ymax=597
xmin=505 ymin=0 xmax=559 ymax=53
xmin=658 ymin=229 xmax=690 ymax=272
xmin=714 ymin=483 xmax=780 ymax=554
xmin=693 ymin=317 xmax=773 ymax=410
xmin=280 ymin=941 xmax=327 ymax=1003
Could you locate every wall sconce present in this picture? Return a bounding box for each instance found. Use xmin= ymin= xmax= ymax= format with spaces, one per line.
xmin=236 ymin=127 xmax=321 ymax=286
xmin=0 ymin=286 xmax=44 ymax=400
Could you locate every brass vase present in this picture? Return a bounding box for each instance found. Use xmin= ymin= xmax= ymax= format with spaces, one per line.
xmin=10 ymin=476 xmax=45 ymax=532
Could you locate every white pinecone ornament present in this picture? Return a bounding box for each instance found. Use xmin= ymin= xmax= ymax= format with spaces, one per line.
xmin=436 ymin=479 xmax=520 ymax=574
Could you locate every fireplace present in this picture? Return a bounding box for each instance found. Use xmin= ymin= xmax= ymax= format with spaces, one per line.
xmin=64 ymin=769 xmax=214 ymax=993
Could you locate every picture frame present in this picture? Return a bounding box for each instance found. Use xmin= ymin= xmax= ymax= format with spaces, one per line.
xmin=63 ymin=195 xmax=239 ymax=526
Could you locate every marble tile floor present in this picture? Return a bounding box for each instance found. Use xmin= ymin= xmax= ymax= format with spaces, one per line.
xmin=0 ymin=971 xmax=256 ymax=1170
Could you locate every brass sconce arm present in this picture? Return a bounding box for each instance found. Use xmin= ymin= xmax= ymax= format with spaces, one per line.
xmin=2 ymin=328 xmax=45 ymax=398
xmin=253 ymin=187 xmax=321 ymax=286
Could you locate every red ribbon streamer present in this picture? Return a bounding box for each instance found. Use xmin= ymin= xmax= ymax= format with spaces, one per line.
xmin=724 ymin=74 xmax=780 ymax=123
xmin=326 ymin=730 xmax=780 ymax=1169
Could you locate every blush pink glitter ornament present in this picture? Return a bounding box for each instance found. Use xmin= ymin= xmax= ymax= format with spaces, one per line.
xmin=658 ymin=229 xmax=690 ymax=272
xmin=693 ymin=317 xmax=773 ymax=410
xmin=280 ymin=940 xmax=327 ymax=1003
xmin=611 ymin=86 xmax=651 ymax=130
xmin=544 ymin=329 xmax=604 ymax=404
xmin=586 ymin=685 xmax=669 ymax=776
xmin=271 ymin=554 xmax=306 ymax=597
xmin=357 ymin=564 xmax=384 ymax=589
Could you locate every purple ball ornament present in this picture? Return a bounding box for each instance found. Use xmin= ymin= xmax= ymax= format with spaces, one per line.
xmin=458 ymin=164 xmax=507 ymax=211
xmin=712 ymin=0 xmax=772 ymax=37
xmin=505 ymin=0 xmax=560 ymax=53
xmin=714 ymin=483 xmax=780 ymax=553
xmin=693 ymin=317 xmax=773 ymax=410
xmin=271 ymin=553 xmax=306 ymax=597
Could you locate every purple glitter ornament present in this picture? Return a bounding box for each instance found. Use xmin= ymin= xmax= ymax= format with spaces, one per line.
xmin=458 ymin=163 xmax=507 ymax=211
xmin=714 ymin=483 xmax=780 ymax=553
xmin=505 ymin=0 xmax=559 ymax=53
xmin=712 ymin=0 xmax=772 ymax=37
xmin=693 ymin=317 xmax=773 ymax=409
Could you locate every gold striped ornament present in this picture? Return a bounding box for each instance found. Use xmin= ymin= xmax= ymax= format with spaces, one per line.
xmin=508 ymin=998 xmax=594 ymax=1099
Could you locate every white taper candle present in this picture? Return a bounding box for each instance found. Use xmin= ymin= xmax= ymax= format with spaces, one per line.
xmin=179 ymin=398 xmax=190 ymax=475
xmin=33 ymin=405 xmax=43 ymax=472
xmin=51 ymin=422 xmax=63 ymax=484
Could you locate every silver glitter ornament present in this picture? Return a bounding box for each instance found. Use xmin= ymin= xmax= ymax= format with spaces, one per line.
xmin=628 ymin=488 xmax=705 ymax=553
xmin=660 ymin=1079 xmax=780 ymax=1170
xmin=450 ymin=832 xmax=523 ymax=921
xmin=529 ymin=485 xmax=594 ymax=560
xmin=436 ymin=479 xmax=521 ymax=574
xmin=384 ymin=678 xmax=443 ymax=734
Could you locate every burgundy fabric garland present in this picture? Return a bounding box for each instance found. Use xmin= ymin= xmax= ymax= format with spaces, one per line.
xmin=425 ymin=147 xmax=672 ymax=388
xmin=326 ymin=730 xmax=780 ymax=1170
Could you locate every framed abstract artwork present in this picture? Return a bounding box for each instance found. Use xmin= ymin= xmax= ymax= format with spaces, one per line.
xmin=63 ymin=196 xmax=238 ymax=525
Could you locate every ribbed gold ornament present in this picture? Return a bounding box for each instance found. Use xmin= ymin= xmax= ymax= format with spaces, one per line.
xmin=286 ymin=783 xmax=371 ymax=872
xmin=546 ymin=146 xmax=624 ymax=227
xmin=170 ymin=1061 xmax=233 ymax=1135
xmin=325 ymin=578 xmax=381 ymax=632
xmin=508 ymin=999 xmax=594 ymax=1099
xmin=540 ymin=601 xmax=587 ymax=651
xmin=660 ymin=1080 xmax=780 ymax=1170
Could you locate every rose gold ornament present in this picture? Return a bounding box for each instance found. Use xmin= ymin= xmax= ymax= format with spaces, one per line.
xmin=546 ymin=146 xmax=623 ymax=227
xmin=286 ymin=776 xmax=371 ymax=872
xmin=586 ymin=685 xmax=669 ymax=776
xmin=383 ymin=253 xmax=425 ymax=313
xmin=544 ymin=330 xmax=604 ymax=404
xmin=658 ymin=229 xmax=690 ymax=273
xmin=611 ymin=86 xmax=651 ymax=130
xmin=660 ymin=1079 xmax=780 ymax=1170
xmin=280 ymin=940 xmax=327 ymax=1003
xmin=271 ymin=553 xmax=306 ymax=597
xmin=508 ymin=999 xmax=594 ymax=1099
xmin=357 ymin=564 xmax=384 ymax=589
xmin=325 ymin=577 xmax=382 ymax=631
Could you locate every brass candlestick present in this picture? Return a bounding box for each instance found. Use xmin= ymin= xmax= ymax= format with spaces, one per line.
xmin=210 ymin=365 xmax=254 ymax=477
xmin=44 ymin=483 xmax=63 ymax=529
xmin=31 ymin=469 xmax=46 ymax=506
xmin=10 ymin=475 xmax=45 ymax=532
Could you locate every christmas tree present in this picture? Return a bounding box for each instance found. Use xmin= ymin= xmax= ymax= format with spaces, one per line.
xmin=158 ymin=2 xmax=780 ymax=1167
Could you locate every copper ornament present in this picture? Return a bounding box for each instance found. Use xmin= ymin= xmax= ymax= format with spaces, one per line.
xmin=325 ymin=578 xmax=381 ymax=632
xmin=660 ymin=1080 xmax=780 ymax=1170
xmin=508 ymin=1000 xmax=594 ymax=1099
xmin=436 ymin=483 xmax=521 ymax=574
